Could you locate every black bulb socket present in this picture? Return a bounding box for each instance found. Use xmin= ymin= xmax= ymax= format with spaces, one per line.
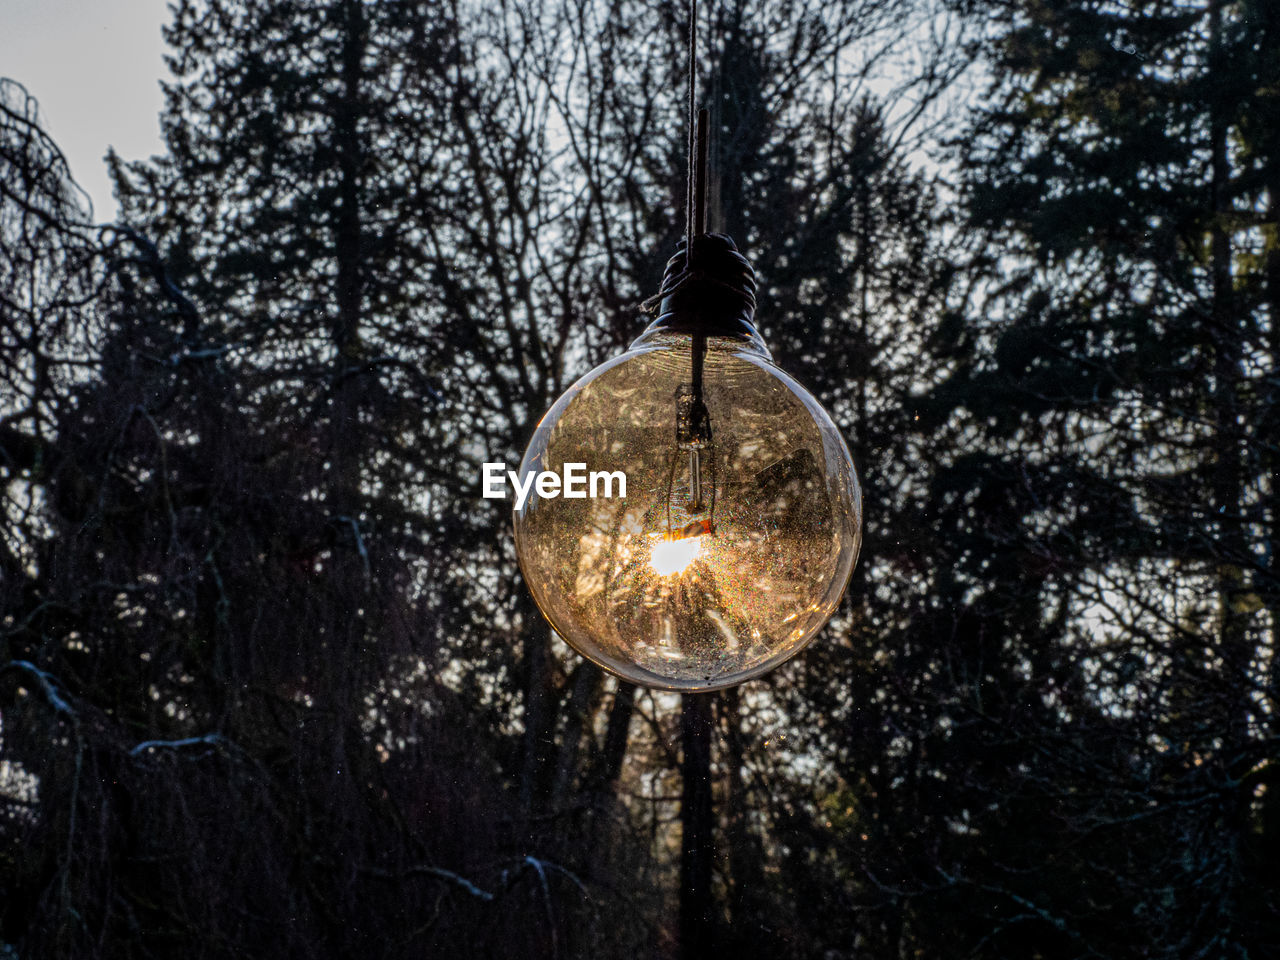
xmin=641 ymin=233 xmax=760 ymax=340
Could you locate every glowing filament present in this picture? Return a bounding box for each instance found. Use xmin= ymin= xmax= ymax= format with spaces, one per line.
xmin=650 ymin=535 xmax=705 ymax=576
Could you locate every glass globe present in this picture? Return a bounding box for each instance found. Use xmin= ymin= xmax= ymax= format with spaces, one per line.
xmin=513 ymin=320 xmax=862 ymax=691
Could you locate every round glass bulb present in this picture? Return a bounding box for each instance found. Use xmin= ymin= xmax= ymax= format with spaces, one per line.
xmin=514 ymin=327 xmax=861 ymax=691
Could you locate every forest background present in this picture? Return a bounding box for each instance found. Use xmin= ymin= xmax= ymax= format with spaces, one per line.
xmin=3 ymin=0 xmax=1279 ymax=957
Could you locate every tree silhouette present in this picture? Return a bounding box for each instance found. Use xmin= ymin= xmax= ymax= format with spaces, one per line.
xmin=7 ymin=0 xmax=1277 ymax=957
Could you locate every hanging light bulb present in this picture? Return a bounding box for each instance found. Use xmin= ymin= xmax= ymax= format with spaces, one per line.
xmin=511 ymin=6 xmax=860 ymax=691
xmin=513 ymin=230 xmax=862 ymax=691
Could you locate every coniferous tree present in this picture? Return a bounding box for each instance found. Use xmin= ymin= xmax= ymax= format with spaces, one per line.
xmin=6 ymin=0 xmax=979 ymax=955
xmin=2 ymin=73 xmax=521 ymax=958
xmin=874 ymin=0 xmax=1280 ymax=954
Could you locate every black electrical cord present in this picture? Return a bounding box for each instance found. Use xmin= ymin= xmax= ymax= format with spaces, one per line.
xmin=684 ymin=0 xmax=710 ymax=433
xmin=659 ymin=0 xmax=762 ymax=541
xmin=686 ymin=0 xmax=700 ymax=256
xmin=682 ymin=0 xmax=715 ymax=537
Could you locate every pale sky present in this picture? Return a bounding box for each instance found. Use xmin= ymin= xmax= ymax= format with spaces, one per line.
xmin=1 ymin=0 xmax=170 ymax=222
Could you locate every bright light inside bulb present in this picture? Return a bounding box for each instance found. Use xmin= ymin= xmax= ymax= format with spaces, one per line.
xmin=649 ymin=535 xmax=705 ymax=576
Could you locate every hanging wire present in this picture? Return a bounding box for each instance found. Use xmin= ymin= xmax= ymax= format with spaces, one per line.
xmin=685 ymin=1 xmax=711 ymax=257
xmin=659 ymin=0 xmax=721 ymax=543
xmin=641 ymin=0 xmax=710 ymax=320
xmin=686 ymin=0 xmax=698 ymax=255
xmin=686 ymin=0 xmax=715 ymax=536
xmin=684 ymin=0 xmax=708 ymax=404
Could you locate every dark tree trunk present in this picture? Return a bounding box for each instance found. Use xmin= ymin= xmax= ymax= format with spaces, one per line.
xmin=334 ymin=0 xmax=365 ymax=362
xmin=721 ymin=687 xmax=761 ymax=931
xmin=519 ymin=619 xmax=557 ymax=814
xmin=596 ymin=682 xmax=637 ymax=791
xmin=583 ymin=681 xmax=637 ymax=844
xmin=329 ymin=0 xmax=367 ymax=513
xmin=1208 ymin=0 xmax=1248 ymax=744
xmin=679 ymin=692 xmax=715 ymax=958
xmin=1269 ymin=166 xmax=1280 ymax=707
xmin=1264 ymin=8 xmax=1280 ymax=713
xmin=552 ymin=661 xmax=603 ymax=805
